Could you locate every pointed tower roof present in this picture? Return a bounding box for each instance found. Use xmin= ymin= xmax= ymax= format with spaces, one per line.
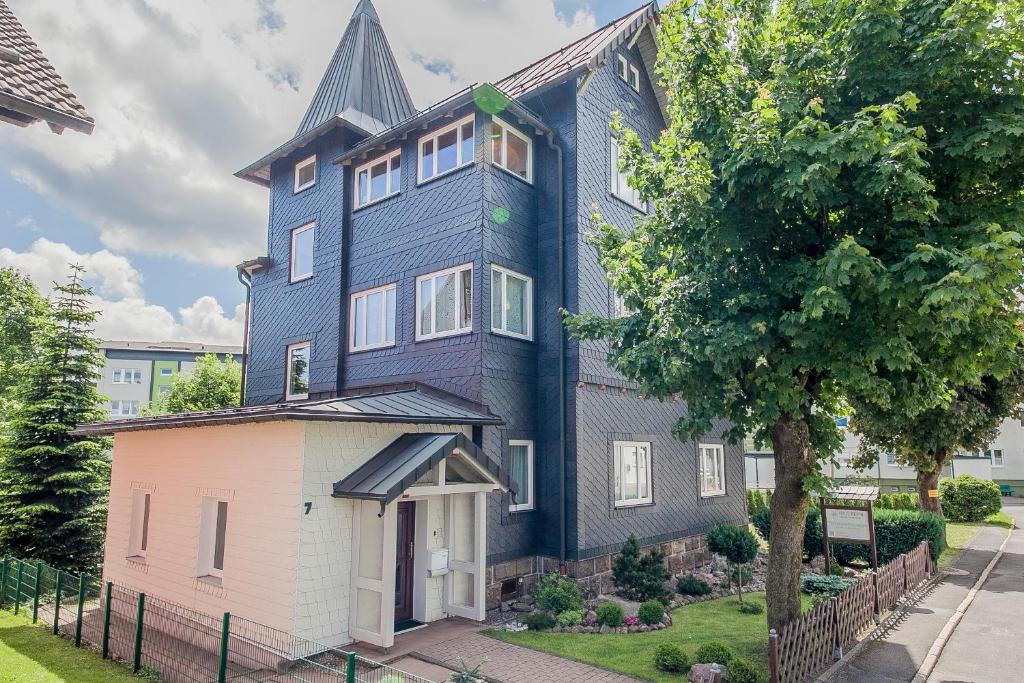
xmin=295 ymin=0 xmax=415 ymax=137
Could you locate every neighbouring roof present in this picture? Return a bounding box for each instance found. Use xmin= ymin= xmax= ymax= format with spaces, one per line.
xmin=0 ymin=0 xmax=93 ymax=134
xmin=815 ymin=485 xmax=881 ymax=502
xmin=73 ymin=385 xmax=503 ymax=435
xmin=333 ymin=432 xmax=511 ymax=510
xmin=100 ymin=340 xmax=243 ymax=355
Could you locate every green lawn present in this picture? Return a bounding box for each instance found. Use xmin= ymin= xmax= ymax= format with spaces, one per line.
xmin=0 ymin=610 xmax=144 ymax=683
xmin=488 ymin=593 xmax=811 ymax=682
xmin=938 ymin=510 xmax=1014 ymax=568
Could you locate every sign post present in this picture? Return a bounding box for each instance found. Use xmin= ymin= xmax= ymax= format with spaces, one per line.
xmin=818 ymin=486 xmax=880 ymax=572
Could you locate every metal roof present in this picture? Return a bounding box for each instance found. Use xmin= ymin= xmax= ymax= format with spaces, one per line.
xmin=332 ymin=432 xmax=511 ymax=511
xmin=100 ymin=340 xmax=243 ymax=355
xmin=815 ymin=485 xmax=881 ymax=501
xmin=0 ymin=0 xmax=93 ymax=134
xmin=74 ymin=385 xmax=503 ymax=435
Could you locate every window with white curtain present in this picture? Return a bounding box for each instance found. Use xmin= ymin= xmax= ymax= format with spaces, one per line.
xmin=610 ymin=138 xmax=645 ymax=210
xmin=350 ymin=284 xmax=397 ymax=351
xmin=614 ymin=441 xmax=652 ymax=507
xmin=416 ymin=264 xmax=473 ymax=340
xmin=354 ymin=150 xmax=401 ymax=207
xmin=509 ymin=440 xmax=535 ymax=512
xmin=699 ymin=444 xmax=726 ymax=497
xmin=491 ymin=265 xmax=532 ymax=340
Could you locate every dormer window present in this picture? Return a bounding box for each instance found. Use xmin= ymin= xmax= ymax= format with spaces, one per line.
xmin=294 ymin=155 xmax=316 ymax=193
xmin=355 ymin=150 xmax=401 ymax=208
xmin=617 ymin=55 xmax=640 ymax=92
xmin=492 ymin=117 xmax=533 ymax=184
xmin=419 ymin=115 xmax=475 ymax=183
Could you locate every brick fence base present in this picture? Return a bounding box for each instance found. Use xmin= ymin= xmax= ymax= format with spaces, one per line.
xmin=484 ymin=532 xmax=712 ymax=609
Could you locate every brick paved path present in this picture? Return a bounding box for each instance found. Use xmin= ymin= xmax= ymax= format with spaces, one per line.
xmin=416 ymin=632 xmax=641 ymax=683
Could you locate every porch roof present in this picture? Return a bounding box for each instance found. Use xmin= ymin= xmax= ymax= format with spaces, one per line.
xmin=332 ymin=432 xmax=512 ymax=507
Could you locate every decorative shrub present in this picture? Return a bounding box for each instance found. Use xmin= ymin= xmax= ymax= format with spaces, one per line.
xmin=940 ymin=476 xmax=1002 ymax=522
xmin=677 ymin=574 xmax=713 ymax=596
xmin=801 ymin=574 xmax=855 ymax=596
xmin=726 ymin=657 xmax=763 ymax=683
xmin=752 ymin=506 xmax=823 ymax=559
xmin=535 ymin=572 xmax=584 ymax=614
xmin=556 ymin=609 xmax=584 ymax=627
xmin=834 ymin=509 xmax=946 ymax=564
xmin=653 ymin=643 xmax=691 ymax=673
xmin=708 ymin=524 xmax=759 ymax=602
xmin=595 ymin=601 xmax=624 ymax=628
xmin=638 ymin=599 xmax=665 ymax=625
xmin=737 ymin=601 xmax=764 ymax=615
xmin=695 ymin=642 xmax=734 ymax=665
xmin=612 ymin=534 xmax=671 ymax=602
xmin=522 ymin=611 xmax=555 ymax=631
xmin=875 ymin=492 xmax=919 ymax=511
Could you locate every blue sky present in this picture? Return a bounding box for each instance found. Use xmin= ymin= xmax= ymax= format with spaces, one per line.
xmin=0 ymin=0 xmax=646 ymax=343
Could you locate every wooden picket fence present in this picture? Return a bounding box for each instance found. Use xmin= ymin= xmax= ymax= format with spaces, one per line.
xmin=767 ymin=542 xmax=934 ymax=683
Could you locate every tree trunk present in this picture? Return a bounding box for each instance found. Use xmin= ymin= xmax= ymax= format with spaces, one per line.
xmin=737 ymin=562 xmax=744 ymax=603
xmin=917 ymin=451 xmax=944 ymax=515
xmin=766 ymin=415 xmax=816 ymax=630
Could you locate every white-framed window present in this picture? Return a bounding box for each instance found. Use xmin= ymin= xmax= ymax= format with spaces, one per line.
xmin=490 ymin=265 xmax=533 ymax=340
xmin=886 ymin=452 xmax=898 ymax=466
xmin=416 ymin=264 xmax=473 ymax=340
xmin=491 ymin=117 xmax=533 ymax=183
xmin=990 ymin=449 xmax=1005 ymax=467
xmin=293 ymin=154 xmax=316 ymax=193
xmin=699 ymin=443 xmax=726 ymax=497
xmin=354 ymin=149 xmax=401 ymax=208
xmin=610 ymin=138 xmax=645 ymax=210
xmin=112 ymin=368 xmax=142 ymax=384
xmin=158 ymin=385 xmax=171 ymax=395
xmin=128 ymin=489 xmax=151 ymax=559
xmin=509 ymin=440 xmax=535 ymax=512
xmin=285 ymin=342 xmax=310 ymax=400
xmin=418 ymin=114 xmax=475 ymax=183
xmin=290 ymin=222 xmax=315 ymax=282
xmin=110 ymin=400 xmax=140 ymax=417
xmin=350 ymin=284 xmax=397 ymax=351
xmin=160 ymin=367 xmax=173 ymax=376
xmin=197 ymin=497 xmax=228 ymax=579
xmin=617 ymin=54 xmax=640 ymax=92
xmin=614 ymin=441 xmax=652 ymax=507
xmin=611 ymin=290 xmax=631 ymax=319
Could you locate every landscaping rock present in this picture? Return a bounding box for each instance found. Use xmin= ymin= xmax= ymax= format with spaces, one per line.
xmin=512 ymin=602 xmax=534 ymax=613
xmin=500 ymin=601 xmax=512 ymax=613
xmin=662 ymin=614 xmax=673 ymax=627
xmin=606 ymin=595 xmax=642 ymax=616
xmin=599 ymin=625 xmax=613 ymax=634
xmin=689 ymin=663 xmax=724 ymax=682
xmin=639 ymin=625 xmax=650 ymax=633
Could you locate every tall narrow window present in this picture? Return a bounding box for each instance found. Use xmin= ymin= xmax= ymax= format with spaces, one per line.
xmin=491 ymin=117 xmax=533 ymax=183
xmin=699 ymin=444 xmax=726 ymax=497
xmin=611 ymin=290 xmax=631 ymax=319
xmin=416 ymin=264 xmax=473 ymax=340
xmin=610 ymin=138 xmax=645 ymax=210
xmin=509 ymin=440 xmax=535 ymax=512
xmin=418 ymin=115 xmax=475 ymax=182
xmin=491 ymin=265 xmax=533 ymax=340
xmin=290 ymin=223 xmax=315 ymax=282
xmin=617 ymin=54 xmax=640 ymax=92
xmin=991 ymin=449 xmax=1005 ymax=467
xmin=198 ymin=498 xmax=228 ymax=579
xmin=128 ymin=489 xmax=151 ymax=559
xmin=355 ymin=150 xmax=402 ymax=207
xmin=614 ymin=441 xmax=652 ymax=507
xmin=286 ymin=342 xmax=310 ymax=400
xmin=294 ymin=155 xmax=316 ymax=193
xmin=350 ymin=284 xmax=397 ymax=351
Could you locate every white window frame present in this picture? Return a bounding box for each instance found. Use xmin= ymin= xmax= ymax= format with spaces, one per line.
xmin=112 ymin=368 xmax=142 ymax=384
xmin=491 ymin=116 xmax=533 ymax=184
xmin=490 ymin=265 xmax=533 ymax=340
xmin=509 ymin=440 xmax=535 ymax=513
xmin=354 ymin=149 xmax=402 ymax=208
xmin=610 ymin=137 xmax=646 ymax=210
xmin=159 ymin=367 xmax=173 ymax=376
xmin=885 ymin=452 xmax=898 ymax=466
xmin=349 ymin=283 xmax=397 ymax=352
xmin=699 ymin=443 xmax=727 ymax=498
xmin=197 ymin=497 xmax=228 ymax=580
xmin=293 ymin=154 xmax=316 ymax=193
xmin=128 ymin=489 xmax=151 ymax=559
xmin=611 ymin=289 xmax=631 ymax=319
xmin=110 ymin=400 xmax=140 ymax=417
xmin=991 ymin=449 xmax=1005 ymax=467
xmin=285 ymin=341 xmax=311 ymax=401
xmin=417 ymin=114 xmax=475 ymax=184
xmin=416 ymin=263 xmax=474 ymax=341
xmin=289 ymin=222 xmax=315 ymax=283
xmin=613 ymin=441 xmax=653 ymax=508
xmin=617 ymin=55 xmax=640 ymax=92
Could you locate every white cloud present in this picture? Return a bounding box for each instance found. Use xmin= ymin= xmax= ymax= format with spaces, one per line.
xmin=1 ymin=0 xmax=596 ymax=269
xmin=0 ymin=239 xmax=244 ymax=346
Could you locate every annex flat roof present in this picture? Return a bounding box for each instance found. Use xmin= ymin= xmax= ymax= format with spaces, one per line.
xmin=74 ymin=385 xmax=503 ymax=436
xmin=332 ymin=432 xmax=511 ymax=510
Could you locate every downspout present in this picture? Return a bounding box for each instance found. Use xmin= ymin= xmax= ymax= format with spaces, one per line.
xmin=235 ymin=266 xmax=253 ymax=405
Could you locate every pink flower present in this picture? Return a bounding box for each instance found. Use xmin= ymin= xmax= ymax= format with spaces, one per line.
xmin=624 ymin=615 xmax=641 ymax=626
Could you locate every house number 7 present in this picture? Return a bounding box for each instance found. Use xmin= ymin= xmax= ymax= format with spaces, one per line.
xmin=304 ymin=502 xmax=312 ymax=515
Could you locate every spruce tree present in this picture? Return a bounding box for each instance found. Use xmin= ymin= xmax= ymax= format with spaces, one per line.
xmin=0 ymin=266 xmax=110 ymax=572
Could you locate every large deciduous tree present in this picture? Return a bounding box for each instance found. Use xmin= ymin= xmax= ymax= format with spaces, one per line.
xmin=0 ymin=268 xmax=50 ymax=429
xmin=146 ymin=353 xmax=242 ymax=415
xmin=567 ymin=0 xmax=1024 ymax=628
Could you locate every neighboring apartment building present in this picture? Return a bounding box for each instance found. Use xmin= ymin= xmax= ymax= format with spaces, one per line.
xmin=98 ymin=341 xmax=243 ymax=417
xmin=745 ymin=418 xmax=1024 ymax=495
xmin=82 ymin=1 xmax=746 ymax=651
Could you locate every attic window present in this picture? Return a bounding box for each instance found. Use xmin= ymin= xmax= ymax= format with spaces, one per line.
xmin=419 ymin=115 xmax=475 ymax=183
xmin=617 ymin=55 xmax=640 ymax=92
xmin=294 ymin=155 xmax=317 ymax=193
xmin=354 ymin=150 xmax=401 ymax=208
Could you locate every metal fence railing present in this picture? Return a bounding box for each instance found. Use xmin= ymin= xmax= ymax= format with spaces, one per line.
xmin=0 ymin=556 xmax=435 ymax=683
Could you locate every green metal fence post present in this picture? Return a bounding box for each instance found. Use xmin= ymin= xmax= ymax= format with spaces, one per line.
xmin=52 ymin=571 xmax=63 ymax=634
xmin=346 ymin=652 xmax=357 ymax=683
xmin=31 ymin=561 xmax=43 ymax=623
xmin=101 ymin=582 xmax=113 ymax=659
xmin=14 ymin=561 xmax=24 ymax=614
xmin=132 ymin=592 xmax=145 ymax=673
xmin=74 ymin=574 xmax=87 ymax=647
xmin=0 ymin=557 xmax=9 ymax=609
xmin=218 ymin=612 xmax=230 ymax=683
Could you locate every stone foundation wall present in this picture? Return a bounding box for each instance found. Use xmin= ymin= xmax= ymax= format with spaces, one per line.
xmin=484 ymin=532 xmax=711 ymax=609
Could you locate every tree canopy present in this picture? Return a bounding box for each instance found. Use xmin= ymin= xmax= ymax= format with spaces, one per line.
xmin=147 ymin=353 xmax=242 ymax=415
xmin=0 ymin=268 xmax=50 ymax=427
xmin=567 ymin=0 xmax=1024 ymax=627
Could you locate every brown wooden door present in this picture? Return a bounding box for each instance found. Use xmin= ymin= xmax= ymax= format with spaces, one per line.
xmin=394 ymin=501 xmax=416 ymax=623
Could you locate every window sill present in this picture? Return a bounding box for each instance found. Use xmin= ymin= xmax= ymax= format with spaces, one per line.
xmin=417 ymin=161 xmax=474 ymax=188
xmin=289 ymin=274 xmax=313 ymax=285
xmin=492 ymin=163 xmax=533 ymax=187
xmin=285 ymin=394 xmax=310 ymax=402
xmin=700 ymin=491 xmax=727 ymax=499
xmin=614 ymin=500 xmax=654 ymax=510
xmin=490 ymin=329 xmax=534 ymax=343
xmin=609 ymin=192 xmax=647 ymax=213
xmin=510 ymin=506 xmax=535 ymax=514
xmin=126 ymin=555 xmax=147 ymax=565
xmin=349 ymin=342 xmax=397 ymax=355
xmin=353 ymin=191 xmax=401 ymax=212
xmin=293 ymin=182 xmax=316 ymax=195
xmin=197 ymin=575 xmax=223 ymax=587
xmin=415 ymin=329 xmax=473 ymax=343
